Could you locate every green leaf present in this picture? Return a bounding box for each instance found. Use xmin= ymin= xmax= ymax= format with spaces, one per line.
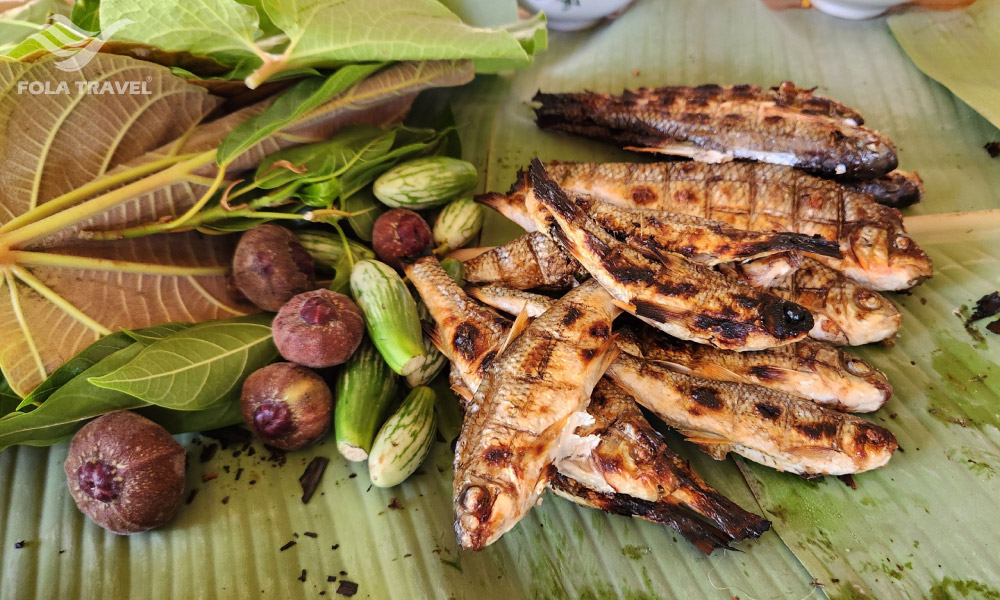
xmin=217 ymin=64 xmax=383 ymax=166
xmin=889 ymin=1 xmax=1000 ymax=130
xmin=99 ymin=0 xmax=263 ymax=70
xmin=89 ymin=315 xmax=278 ymax=411
xmin=473 ymin=12 xmax=548 ymax=74
xmin=343 ymin=188 xmax=384 ymax=242
xmin=253 ymin=125 xmax=396 ymax=190
xmin=70 ymin=0 xmax=101 ymax=31
xmin=0 ymin=376 xmax=19 ymax=419
xmin=248 ymin=0 xmax=533 ymax=86
xmin=0 ymin=342 xmax=148 ymax=452
xmin=124 ymin=322 xmax=195 ymax=344
xmin=17 ymin=331 xmax=135 ymax=411
xmin=139 ymin=396 xmax=244 ymax=435
xmin=0 ymin=0 xmax=71 ymax=49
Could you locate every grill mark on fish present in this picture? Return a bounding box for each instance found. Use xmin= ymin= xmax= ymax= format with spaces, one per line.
xmin=533 ymin=84 xmax=897 ymax=180
xmin=755 ymin=402 xmax=783 ymax=421
xmin=691 ymin=387 xmax=723 ymax=410
xmin=526 ymin=159 xmax=812 ymax=351
xmin=462 ymin=231 xmax=585 ymax=290
xmin=453 ymin=323 xmax=481 ymax=361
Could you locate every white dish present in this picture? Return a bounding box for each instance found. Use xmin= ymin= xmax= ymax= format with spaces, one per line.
xmin=520 ymin=0 xmax=635 ymax=31
xmin=810 ymin=0 xmax=908 ymax=19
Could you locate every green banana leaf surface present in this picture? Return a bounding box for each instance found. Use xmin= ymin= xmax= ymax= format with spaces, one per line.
xmin=2 ymin=0 xmax=1000 ymax=599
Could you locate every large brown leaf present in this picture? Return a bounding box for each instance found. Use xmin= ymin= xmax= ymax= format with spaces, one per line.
xmin=0 ymin=55 xmax=473 ymax=396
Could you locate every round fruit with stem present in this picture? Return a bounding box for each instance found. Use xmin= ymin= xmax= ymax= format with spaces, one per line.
xmin=232 ymin=224 xmax=316 ymax=311
xmin=272 ymin=289 xmax=364 ymax=368
xmin=241 ymin=362 xmax=333 ymax=451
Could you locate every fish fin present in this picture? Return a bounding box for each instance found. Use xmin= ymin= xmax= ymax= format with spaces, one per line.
xmin=450 ymin=381 xmax=473 ymax=403
xmin=475 ymin=191 xmax=511 ymax=213
xmin=499 ymin=307 xmax=531 ymax=354
xmin=681 ymin=434 xmax=732 ymax=460
xmin=612 ymin=299 xmax=637 ymax=314
xmin=632 ymin=299 xmax=680 ymax=324
xmin=685 ymin=361 xmax=744 ymax=382
xmin=423 ymin=322 xmax=443 ymax=351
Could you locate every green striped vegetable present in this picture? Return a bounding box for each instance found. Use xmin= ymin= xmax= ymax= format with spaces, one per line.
xmin=297 ymin=229 xmax=375 ymax=271
xmin=433 ymin=197 xmax=484 ymax=251
xmin=349 ymin=259 xmax=425 ymax=376
xmin=372 ymin=157 xmax=477 ymax=209
xmin=343 ymin=188 xmax=384 ymax=242
xmin=334 ymin=338 xmax=399 ymax=462
xmin=368 ymin=386 xmax=437 ymax=488
xmin=405 ymin=336 xmax=448 ymax=388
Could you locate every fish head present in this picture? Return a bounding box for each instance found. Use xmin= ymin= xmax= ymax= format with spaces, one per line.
xmin=455 ymin=478 xmax=520 ymax=550
xmin=845 ymin=421 xmax=898 ymax=473
xmin=844 ymin=130 xmax=898 ymax=180
xmin=845 ymin=223 xmax=932 ymax=290
xmin=837 ymin=351 xmax=893 ymax=412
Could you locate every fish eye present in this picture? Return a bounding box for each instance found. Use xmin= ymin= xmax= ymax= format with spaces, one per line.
xmin=844 ymin=357 xmax=873 ymax=377
xmin=854 ymin=290 xmax=883 ymax=311
xmin=894 ymin=236 xmax=910 ymax=250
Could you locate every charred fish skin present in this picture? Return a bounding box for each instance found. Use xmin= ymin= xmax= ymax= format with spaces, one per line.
xmin=538 ymin=161 xmax=932 ymax=291
xmin=632 ymin=326 xmax=892 ymax=413
xmin=453 ymin=280 xmax=619 ymax=551
xmin=577 ymin=194 xmax=842 ymax=265
xmin=533 ymin=85 xmax=898 ymax=181
xmin=572 ymin=380 xmax=771 ymax=542
xmin=405 ymin=255 xmax=511 ymax=386
xmin=843 ymin=170 xmax=923 ymax=209
xmin=526 ymin=159 xmax=815 ymax=351
xmin=607 ymin=352 xmax=898 ymax=476
xmin=725 ymin=256 xmax=902 ymax=346
xmin=466 ymin=284 xmax=553 ymax=319
xmin=462 ymin=231 xmax=586 ymax=290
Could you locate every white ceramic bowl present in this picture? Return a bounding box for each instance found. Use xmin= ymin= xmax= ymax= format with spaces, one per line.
xmin=520 ymin=0 xmax=635 ymax=31
xmin=810 ymin=0 xmax=908 ymax=19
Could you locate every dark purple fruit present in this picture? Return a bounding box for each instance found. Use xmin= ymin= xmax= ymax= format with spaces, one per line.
xmin=272 ymin=289 xmax=364 ymax=368
xmin=241 ymin=363 xmax=332 ymax=451
xmin=372 ymin=208 xmax=432 ymax=271
xmin=64 ymin=411 xmax=186 ymax=535
xmin=232 ymin=224 xmax=316 ymax=311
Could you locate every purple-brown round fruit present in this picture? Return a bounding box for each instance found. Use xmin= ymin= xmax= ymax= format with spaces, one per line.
xmin=232 ymin=224 xmax=316 ymax=311
xmin=272 ymin=289 xmax=364 ymax=368
xmin=64 ymin=411 xmax=186 ymax=535
xmin=241 ymin=362 xmax=333 ymax=451
xmin=372 ymin=208 xmax=432 ymax=271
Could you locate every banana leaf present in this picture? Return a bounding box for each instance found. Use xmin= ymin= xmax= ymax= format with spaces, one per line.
xmin=2 ymin=0 xmax=1000 ymax=598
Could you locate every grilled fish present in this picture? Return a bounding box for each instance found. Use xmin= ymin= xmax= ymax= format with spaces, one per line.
xmin=451 ymin=372 xmax=770 ymax=552
xmin=481 ymin=186 xmax=843 ymax=265
xmin=525 ymin=159 xmax=814 ymax=351
xmin=453 ymin=279 xmax=619 ymax=550
xmin=439 ymin=290 xmax=769 ymax=551
xmin=533 ymin=84 xmax=898 ymax=180
xmin=723 ymin=255 xmax=901 ymax=346
xmin=466 ymin=284 xmax=891 ymax=412
xmin=485 ymin=161 xmax=933 ymax=290
xmin=462 ymin=231 xmax=586 ymax=290
xmin=843 ymin=170 xmax=923 ymax=209
xmin=607 ymin=352 xmax=898 ymax=476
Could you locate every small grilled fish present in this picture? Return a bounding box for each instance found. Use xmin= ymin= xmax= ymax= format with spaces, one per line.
xmin=630 ymin=326 xmax=891 ymax=413
xmin=454 ymin=280 xmax=619 ymax=550
xmin=723 ymin=256 xmax=901 ymax=346
xmin=486 ymin=161 xmax=932 ymax=290
xmin=466 ymin=284 xmax=891 ymax=412
xmin=525 ymin=159 xmax=814 ymax=351
xmin=843 ymin=170 xmax=923 ymax=209
xmin=607 ymin=352 xmax=898 ymax=476
xmin=406 ymin=255 xmax=511 ymax=386
xmin=533 ymin=84 xmax=898 ymax=180
xmin=462 ymin=231 xmax=586 ymax=290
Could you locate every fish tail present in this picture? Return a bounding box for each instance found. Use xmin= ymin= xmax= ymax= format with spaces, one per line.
xmin=769 ymin=232 xmax=843 ymax=259
xmin=669 ymin=482 xmax=771 ymax=541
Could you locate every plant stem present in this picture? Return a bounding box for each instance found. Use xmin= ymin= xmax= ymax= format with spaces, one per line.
xmin=9 ymin=251 xmax=229 ymax=276
xmin=164 ymin=165 xmax=229 ymax=230
xmin=0 ymin=153 xmax=203 ymax=235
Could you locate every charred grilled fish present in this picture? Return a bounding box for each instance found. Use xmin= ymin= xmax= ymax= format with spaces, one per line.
xmin=533 ymin=84 xmax=898 ymax=180
xmin=439 ymin=287 xmax=769 ymax=551
xmin=487 ymin=161 xmax=932 ymax=290
xmin=525 ymin=159 xmax=814 ymax=351
xmin=462 ymin=231 xmax=586 ymax=290
xmin=466 ymin=284 xmax=891 ymax=412
xmin=607 ymin=352 xmax=898 ymax=476
xmin=723 ymin=255 xmax=901 ymax=346
xmin=453 ymin=279 xmax=619 ymax=550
